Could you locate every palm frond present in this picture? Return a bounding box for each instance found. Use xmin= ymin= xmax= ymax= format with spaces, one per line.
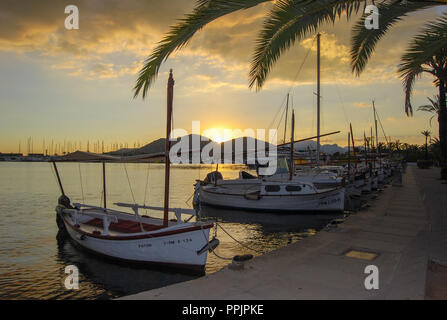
xmin=399 ymin=13 xmax=447 ymax=74
xmin=400 ymin=67 xmax=423 ymax=116
xmin=350 ymin=0 xmax=439 ymax=76
xmin=417 ymin=95 xmax=441 ymax=126
xmin=133 ymin=0 xmax=271 ymax=99
xmin=399 ymin=13 xmax=447 ymax=116
xmin=249 ymin=0 xmax=365 ymax=90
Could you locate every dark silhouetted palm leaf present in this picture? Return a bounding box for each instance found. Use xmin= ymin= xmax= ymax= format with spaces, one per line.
xmin=134 ymin=0 xmax=270 ymax=99
xmin=417 ymin=95 xmax=441 ymax=126
xmin=134 ymin=0 xmax=447 ymax=98
xmin=249 ymin=0 xmax=364 ymax=89
xmin=398 ymin=13 xmax=447 ymax=115
xmin=350 ymin=1 xmax=439 ymax=76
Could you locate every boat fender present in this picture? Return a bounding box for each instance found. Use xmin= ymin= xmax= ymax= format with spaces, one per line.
xmin=196 ymin=237 xmax=220 ymax=256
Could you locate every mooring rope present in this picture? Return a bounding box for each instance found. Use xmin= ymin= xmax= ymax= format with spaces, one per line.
xmin=199 ymin=223 xmax=234 ymax=261
xmin=216 ymin=222 xmax=265 ymax=254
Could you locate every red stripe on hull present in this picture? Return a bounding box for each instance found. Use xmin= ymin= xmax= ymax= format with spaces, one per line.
xmin=63 ymin=216 xmax=213 ymax=241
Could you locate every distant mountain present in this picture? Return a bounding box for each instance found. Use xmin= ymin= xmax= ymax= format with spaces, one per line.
xmin=108 ymin=134 xmax=217 ymax=156
xmin=288 ymin=140 xmax=346 ymax=155
xmin=108 ymin=135 xmax=346 ymax=158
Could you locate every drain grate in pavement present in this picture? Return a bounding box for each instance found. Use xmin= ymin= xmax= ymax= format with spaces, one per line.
xmin=344 ymin=249 xmax=378 ymax=261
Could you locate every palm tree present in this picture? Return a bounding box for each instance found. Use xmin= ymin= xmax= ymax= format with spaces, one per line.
xmin=398 ymin=14 xmax=447 ymax=177
xmin=133 ymin=0 xmax=447 ymax=97
xmin=418 ymin=95 xmax=441 ymax=127
xmin=392 ymin=139 xmax=402 ymax=153
xmin=421 ymin=130 xmax=431 ymax=159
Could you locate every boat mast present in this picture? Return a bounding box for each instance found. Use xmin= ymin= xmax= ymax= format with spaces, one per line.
xmin=350 ymin=123 xmax=357 ymax=173
xmin=290 ymin=110 xmax=295 ymax=180
xmin=164 ymin=69 xmax=174 ymax=227
xmin=52 ymin=161 xmax=65 ymax=196
xmin=347 ymin=132 xmax=351 ymax=179
xmin=364 ymin=131 xmax=367 ymax=166
xmin=370 ymin=126 xmax=374 ymax=170
xmin=102 ymin=161 xmax=107 ymax=211
xmin=373 ymin=100 xmax=380 ymax=167
xmin=316 ymin=33 xmax=321 ymax=166
xmin=283 ymin=93 xmax=289 ymax=144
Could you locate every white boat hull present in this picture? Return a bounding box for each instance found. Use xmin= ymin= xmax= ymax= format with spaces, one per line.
xmin=199 ymin=186 xmax=345 ymax=212
xmin=62 ymin=217 xmax=211 ymax=271
xmin=346 ymin=184 xmax=361 ymax=197
xmin=361 ymin=179 xmax=372 ymax=193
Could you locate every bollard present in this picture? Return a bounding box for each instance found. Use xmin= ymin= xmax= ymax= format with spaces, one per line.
xmin=229 ymin=254 xmax=253 ymax=270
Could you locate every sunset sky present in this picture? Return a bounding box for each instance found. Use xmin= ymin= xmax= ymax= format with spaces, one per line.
xmin=0 ymin=1 xmax=445 ymax=154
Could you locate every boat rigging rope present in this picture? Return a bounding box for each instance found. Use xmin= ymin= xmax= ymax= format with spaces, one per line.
xmin=267 ymin=36 xmax=315 ymax=134
xmin=375 ymin=108 xmax=390 ymax=145
xmin=184 ymin=190 xmax=195 ymax=206
xmin=334 ymin=83 xmax=350 ymax=129
xmin=123 ymin=163 xmax=137 ymax=204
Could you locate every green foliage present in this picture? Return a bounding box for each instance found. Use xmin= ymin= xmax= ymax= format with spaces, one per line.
xmin=249 ymin=0 xmax=364 ymax=89
xmin=133 ymin=0 xmax=446 ymax=98
xmin=350 ymin=1 xmax=436 ymax=76
xmin=133 ymin=0 xmax=270 ymax=99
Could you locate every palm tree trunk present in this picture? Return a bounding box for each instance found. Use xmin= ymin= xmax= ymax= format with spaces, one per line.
xmin=439 ymin=80 xmax=447 ymax=179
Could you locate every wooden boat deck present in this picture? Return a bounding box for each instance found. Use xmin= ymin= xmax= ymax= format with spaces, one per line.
xmin=84 ymin=218 xmax=165 ymax=234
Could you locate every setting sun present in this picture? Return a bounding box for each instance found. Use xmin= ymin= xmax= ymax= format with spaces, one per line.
xmin=202 ymin=127 xmax=235 ymax=143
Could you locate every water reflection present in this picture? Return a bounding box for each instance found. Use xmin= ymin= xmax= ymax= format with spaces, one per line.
xmin=0 ymin=162 xmax=344 ymax=299
xmin=197 ymin=205 xmax=344 ymax=274
xmin=55 ymin=231 xmax=197 ymax=299
xmin=197 ymin=204 xmax=343 ymax=234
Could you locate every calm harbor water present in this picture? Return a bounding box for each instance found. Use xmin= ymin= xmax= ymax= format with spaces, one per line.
xmin=0 ymin=162 xmax=341 ymax=299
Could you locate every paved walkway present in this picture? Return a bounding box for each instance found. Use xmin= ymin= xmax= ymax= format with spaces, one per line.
xmin=412 ymin=166 xmax=447 ymax=299
xmin=412 ymin=166 xmax=447 ymax=265
xmin=122 ymin=166 xmax=439 ymax=299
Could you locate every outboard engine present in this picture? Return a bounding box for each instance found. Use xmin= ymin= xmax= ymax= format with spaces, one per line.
xmin=204 ymin=171 xmax=223 ymax=185
xmin=56 ymin=195 xmax=72 ymax=233
xmin=58 ymin=195 xmax=72 ymax=208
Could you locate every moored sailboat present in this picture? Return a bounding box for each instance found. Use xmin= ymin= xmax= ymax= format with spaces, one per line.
xmin=53 ymin=71 xmax=217 ymax=273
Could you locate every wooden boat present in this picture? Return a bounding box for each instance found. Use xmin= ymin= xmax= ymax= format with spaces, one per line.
xmin=56 ymin=201 xmax=214 ymax=272
xmin=198 ymin=179 xmax=345 ymax=212
xmin=195 ymin=34 xmax=345 ymax=213
xmin=53 ymin=71 xmax=217 ymax=273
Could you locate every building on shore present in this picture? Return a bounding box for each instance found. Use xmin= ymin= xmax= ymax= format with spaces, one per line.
xmin=0 ymin=153 xmax=24 ymax=161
